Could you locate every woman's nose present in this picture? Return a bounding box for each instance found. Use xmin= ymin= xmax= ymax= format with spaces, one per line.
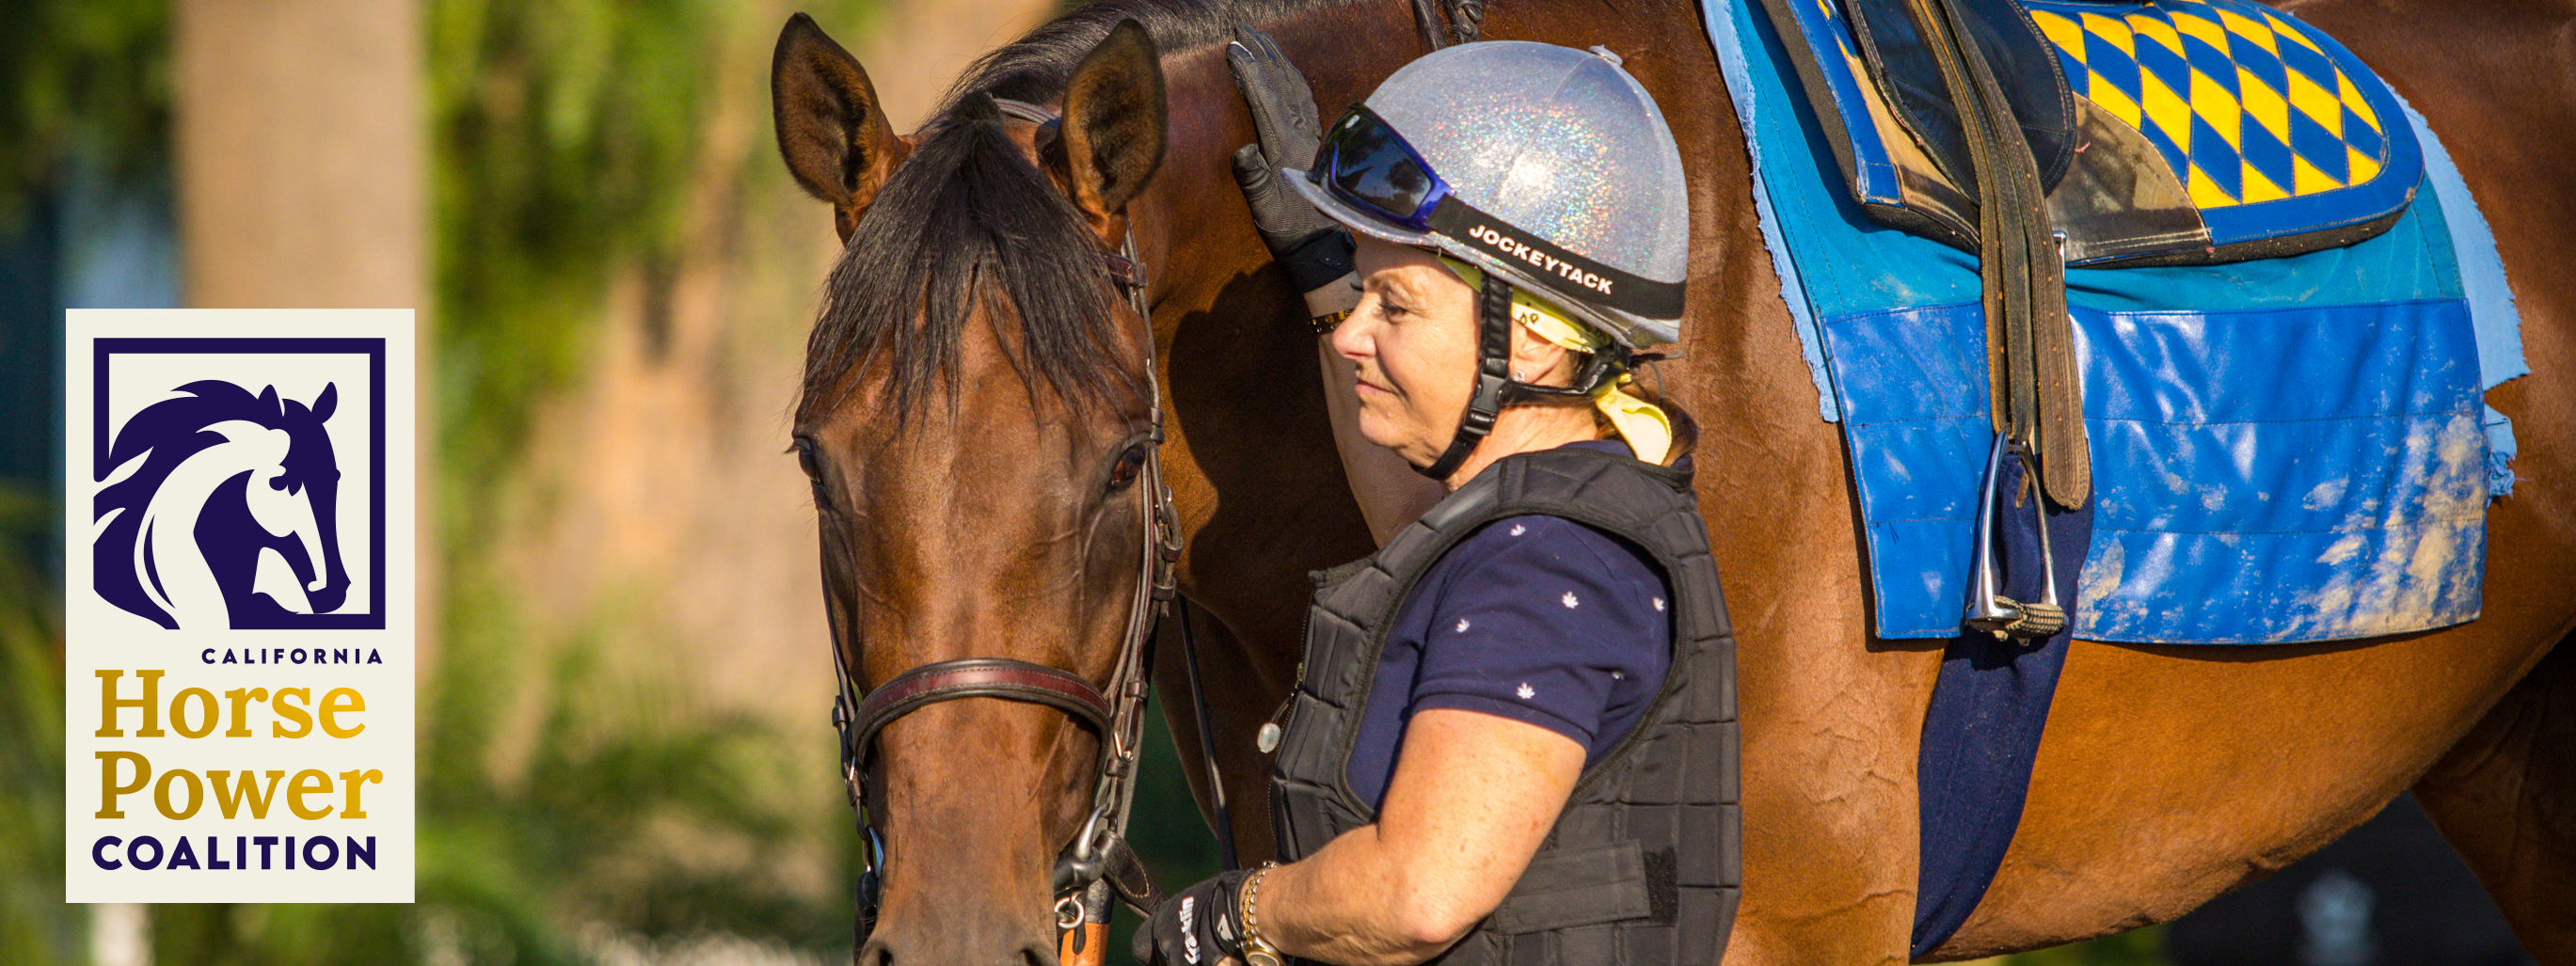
xmin=1329 ymin=306 xmax=1375 ymax=360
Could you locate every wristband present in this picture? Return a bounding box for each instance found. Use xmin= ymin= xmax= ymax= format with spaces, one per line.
xmin=1276 ymin=229 xmax=1357 ymax=293
xmin=1304 ymin=274 xmax=1360 ymax=334
xmin=1238 ymin=862 xmax=1283 ymax=966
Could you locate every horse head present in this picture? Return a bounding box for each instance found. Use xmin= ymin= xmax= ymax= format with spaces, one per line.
xmin=260 ymin=382 xmax=351 ymax=616
xmin=94 ymin=379 xmax=357 ymax=628
xmin=774 ymin=13 xmax=1169 ymax=965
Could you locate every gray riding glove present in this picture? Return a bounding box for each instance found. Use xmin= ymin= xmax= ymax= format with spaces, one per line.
xmin=1227 ymin=24 xmax=1355 ymax=296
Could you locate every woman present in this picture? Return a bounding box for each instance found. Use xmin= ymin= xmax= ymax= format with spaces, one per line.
xmin=1137 ymin=37 xmax=1738 ymax=966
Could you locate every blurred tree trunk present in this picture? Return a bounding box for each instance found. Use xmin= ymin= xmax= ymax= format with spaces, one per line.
xmin=167 ymin=0 xmax=437 ymax=853
xmin=857 ymin=0 xmax=1062 ymax=132
xmin=174 ymin=0 xmax=423 ymax=309
xmin=171 ymin=0 xmax=435 ymax=637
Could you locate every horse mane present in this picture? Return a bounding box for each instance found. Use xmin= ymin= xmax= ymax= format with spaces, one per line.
xmin=801 ymin=0 xmax=1418 ymax=421
xmin=100 ymin=381 xmax=297 ymax=488
xmin=805 ymin=98 xmax=1133 ymax=420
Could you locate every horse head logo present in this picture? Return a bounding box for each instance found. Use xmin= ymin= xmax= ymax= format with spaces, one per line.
xmin=92 ymin=380 xmax=355 ymax=629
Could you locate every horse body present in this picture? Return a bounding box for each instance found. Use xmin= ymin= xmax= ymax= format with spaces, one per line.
xmin=774 ymin=0 xmax=2576 ymax=961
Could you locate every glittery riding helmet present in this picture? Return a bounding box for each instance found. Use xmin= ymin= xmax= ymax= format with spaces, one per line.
xmin=1288 ymin=41 xmax=1690 ymax=477
xmin=1288 ymin=40 xmax=1690 ymax=351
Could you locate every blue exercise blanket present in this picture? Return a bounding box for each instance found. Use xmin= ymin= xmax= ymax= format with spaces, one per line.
xmin=1704 ymin=0 xmax=2513 ymax=645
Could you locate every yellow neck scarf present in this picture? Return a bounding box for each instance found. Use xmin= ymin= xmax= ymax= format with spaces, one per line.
xmin=1439 ymin=258 xmax=1673 ymax=465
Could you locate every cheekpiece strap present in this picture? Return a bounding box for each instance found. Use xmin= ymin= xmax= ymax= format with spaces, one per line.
xmin=1419 ymin=273 xmax=1518 ymax=481
xmin=1101 ymin=251 xmax=1151 ymax=290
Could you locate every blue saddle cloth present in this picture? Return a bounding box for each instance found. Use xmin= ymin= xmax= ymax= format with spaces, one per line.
xmin=1709 ymin=0 xmax=2514 ymax=645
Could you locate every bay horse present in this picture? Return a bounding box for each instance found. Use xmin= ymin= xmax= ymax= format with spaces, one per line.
xmin=770 ymin=0 xmax=2576 ymax=962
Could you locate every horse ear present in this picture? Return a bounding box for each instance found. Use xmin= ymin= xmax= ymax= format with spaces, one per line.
xmin=258 ymin=385 xmax=280 ymax=415
xmin=1058 ymin=20 xmax=1167 ymax=237
xmin=310 ymin=383 xmax=338 ymax=421
xmin=772 ymin=13 xmax=910 ymax=243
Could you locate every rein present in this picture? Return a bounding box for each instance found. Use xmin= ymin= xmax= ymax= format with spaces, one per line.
xmin=827 ymin=94 xmax=1183 ymax=965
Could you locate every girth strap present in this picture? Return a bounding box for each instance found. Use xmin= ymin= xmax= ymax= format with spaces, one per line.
xmin=1894 ymin=0 xmax=2091 ymax=508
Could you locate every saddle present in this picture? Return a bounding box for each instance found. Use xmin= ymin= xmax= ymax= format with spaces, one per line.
xmin=1759 ymin=0 xmax=2425 ymax=265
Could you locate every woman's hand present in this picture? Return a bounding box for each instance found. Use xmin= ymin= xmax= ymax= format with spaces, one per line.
xmin=1226 ymin=24 xmax=1355 ymax=299
xmin=1134 ymin=869 xmax=1252 ymax=966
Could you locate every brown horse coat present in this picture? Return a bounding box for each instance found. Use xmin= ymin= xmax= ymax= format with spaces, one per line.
xmin=772 ymin=1 xmax=2576 ymax=962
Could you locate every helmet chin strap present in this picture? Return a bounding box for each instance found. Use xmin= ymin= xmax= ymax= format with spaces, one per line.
xmin=1417 ymin=274 xmax=1519 ymax=481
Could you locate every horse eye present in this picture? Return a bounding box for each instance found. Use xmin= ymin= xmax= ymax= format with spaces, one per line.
xmin=1105 ymin=443 xmax=1149 ymax=493
xmin=792 ymin=438 xmax=834 ymax=508
xmin=793 ymin=438 xmax=823 ymax=479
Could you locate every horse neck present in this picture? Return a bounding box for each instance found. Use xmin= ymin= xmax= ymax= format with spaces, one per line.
xmin=135 ymin=430 xmax=284 ymax=619
xmin=1129 ymin=0 xmax=1432 ymax=462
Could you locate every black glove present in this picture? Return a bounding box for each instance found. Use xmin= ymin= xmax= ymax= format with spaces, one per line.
xmin=1133 ymin=869 xmax=1250 ymax=966
xmin=1226 ymin=24 xmax=1355 ymax=294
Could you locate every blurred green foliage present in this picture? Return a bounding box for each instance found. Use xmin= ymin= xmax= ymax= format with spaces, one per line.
xmin=0 ymin=7 xmax=142 ymax=961
xmin=1113 ymin=714 xmax=1225 ymax=966
xmin=146 ymin=580 xmax=852 ymax=965
xmin=3 ymin=0 xmax=870 ymax=961
xmin=0 ymin=483 xmax=74 ymax=965
xmin=430 ymin=0 xmax=724 ymax=528
xmin=1989 ymin=926 xmax=2171 ymax=966
xmin=0 ymin=0 xmax=168 ymax=230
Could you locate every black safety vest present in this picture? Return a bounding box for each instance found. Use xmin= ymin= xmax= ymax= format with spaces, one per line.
xmin=1269 ymin=445 xmax=1740 ymax=966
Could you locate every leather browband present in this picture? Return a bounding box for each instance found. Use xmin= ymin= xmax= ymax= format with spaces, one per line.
xmin=851 ymin=657 xmax=1115 ymax=765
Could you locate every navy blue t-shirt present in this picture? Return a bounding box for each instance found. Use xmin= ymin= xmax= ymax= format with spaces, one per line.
xmin=1346 ymin=440 xmax=1675 ymax=810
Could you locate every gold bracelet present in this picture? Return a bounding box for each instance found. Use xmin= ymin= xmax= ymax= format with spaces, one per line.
xmin=1309 ymin=309 xmax=1351 ymax=336
xmin=1238 ymin=861 xmax=1283 ymax=966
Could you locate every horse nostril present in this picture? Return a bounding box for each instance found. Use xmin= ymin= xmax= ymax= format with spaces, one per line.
xmin=855 ymin=938 xmax=892 ymax=966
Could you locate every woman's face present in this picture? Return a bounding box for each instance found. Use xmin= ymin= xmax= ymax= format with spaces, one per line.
xmin=1330 ymin=238 xmax=1484 ymax=467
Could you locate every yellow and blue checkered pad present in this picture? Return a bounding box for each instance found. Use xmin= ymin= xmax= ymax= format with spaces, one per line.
xmin=2024 ymin=0 xmax=2418 ymax=244
xmin=1773 ymin=0 xmax=2421 ymax=251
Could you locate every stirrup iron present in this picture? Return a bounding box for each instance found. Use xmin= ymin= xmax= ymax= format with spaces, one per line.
xmin=1964 ymin=433 xmax=2065 ymax=641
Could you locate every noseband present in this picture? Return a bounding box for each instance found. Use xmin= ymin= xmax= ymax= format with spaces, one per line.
xmin=825 ymin=95 xmax=1180 ymax=964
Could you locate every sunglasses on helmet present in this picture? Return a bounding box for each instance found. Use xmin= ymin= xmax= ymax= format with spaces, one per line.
xmin=1309 ymin=105 xmax=1453 ymax=233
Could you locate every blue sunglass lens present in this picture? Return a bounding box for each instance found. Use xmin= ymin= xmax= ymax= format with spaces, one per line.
xmin=1321 ymin=110 xmax=1438 ymax=228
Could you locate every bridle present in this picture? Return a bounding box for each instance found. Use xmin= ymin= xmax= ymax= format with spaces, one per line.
xmin=825 ymin=95 xmax=1182 ymax=965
